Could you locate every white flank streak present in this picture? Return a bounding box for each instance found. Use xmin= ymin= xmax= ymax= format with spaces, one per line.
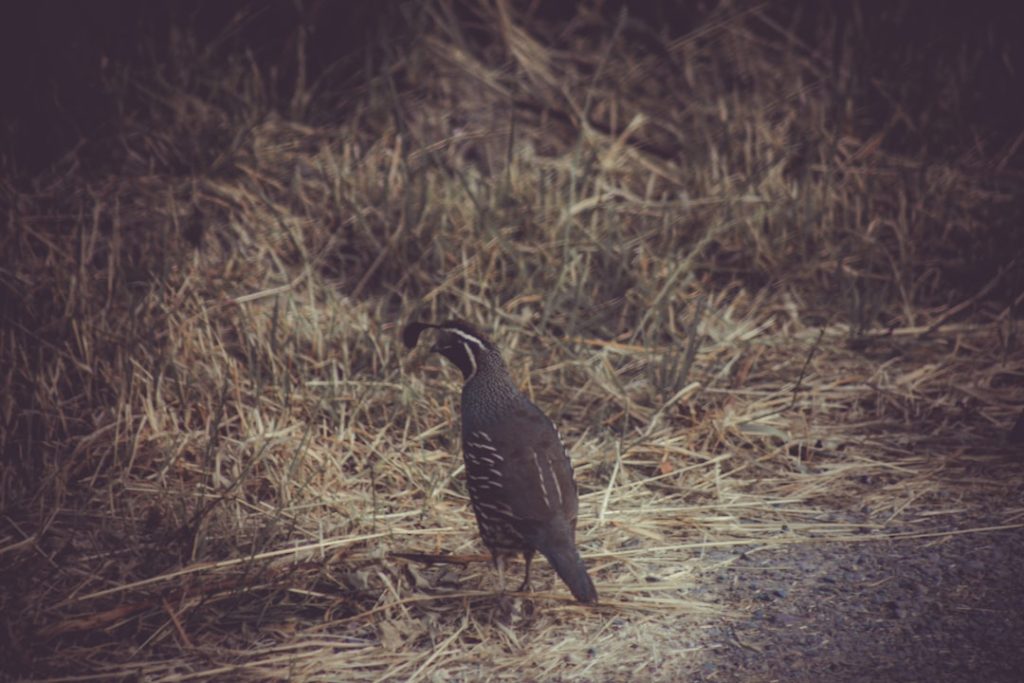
xmin=531 ymin=450 xmax=550 ymax=508
xmin=468 ymin=452 xmax=503 ymax=466
xmin=465 ymin=441 xmax=497 ymax=452
xmin=472 ymin=431 xmax=492 ymax=442
xmin=550 ymin=460 xmax=564 ymax=505
xmin=448 ymin=328 xmax=486 ymax=348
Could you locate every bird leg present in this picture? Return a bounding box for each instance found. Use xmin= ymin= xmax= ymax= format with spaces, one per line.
xmin=517 ymin=551 xmax=534 ymax=593
xmin=494 ymin=553 xmax=507 ymax=595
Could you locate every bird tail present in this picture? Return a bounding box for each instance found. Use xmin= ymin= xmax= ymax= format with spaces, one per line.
xmin=543 ymin=543 xmax=598 ymax=604
xmin=532 ymin=518 xmax=598 ymax=604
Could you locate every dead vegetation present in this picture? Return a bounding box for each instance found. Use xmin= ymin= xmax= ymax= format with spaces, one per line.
xmin=2 ymin=1 xmax=1023 ymax=680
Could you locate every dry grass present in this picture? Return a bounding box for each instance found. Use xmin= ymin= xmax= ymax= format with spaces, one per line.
xmin=2 ymin=1 xmax=1023 ymax=680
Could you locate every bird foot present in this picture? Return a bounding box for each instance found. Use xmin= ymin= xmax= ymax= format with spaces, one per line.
xmin=493 ymin=591 xmax=534 ymax=625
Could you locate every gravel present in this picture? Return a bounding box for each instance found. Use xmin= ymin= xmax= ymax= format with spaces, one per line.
xmin=691 ymin=527 xmax=1024 ymax=682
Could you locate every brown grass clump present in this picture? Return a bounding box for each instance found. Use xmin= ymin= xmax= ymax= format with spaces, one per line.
xmin=2 ymin=1 xmax=1022 ymax=680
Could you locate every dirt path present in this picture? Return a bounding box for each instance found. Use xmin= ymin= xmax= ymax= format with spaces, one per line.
xmin=693 ymin=526 xmax=1024 ymax=682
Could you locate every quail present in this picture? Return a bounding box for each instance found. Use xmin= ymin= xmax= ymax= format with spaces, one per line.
xmin=403 ymin=319 xmax=598 ymax=604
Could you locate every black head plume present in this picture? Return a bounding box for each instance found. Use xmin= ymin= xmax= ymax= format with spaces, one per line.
xmin=402 ymin=322 xmax=435 ymax=349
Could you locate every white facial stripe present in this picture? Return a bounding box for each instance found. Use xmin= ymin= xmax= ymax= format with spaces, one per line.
xmin=462 ymin=341 xmax=477 ymax=379
xmin=446 ymin=327 xmax=486 ymax=348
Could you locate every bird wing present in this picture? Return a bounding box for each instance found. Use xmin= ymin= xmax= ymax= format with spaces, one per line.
xmin=465 ymin=402 xmax=579 ymax=526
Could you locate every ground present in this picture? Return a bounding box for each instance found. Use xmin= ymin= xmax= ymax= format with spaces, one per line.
xmin=695 ymin=526 xmax=1024 ymax=682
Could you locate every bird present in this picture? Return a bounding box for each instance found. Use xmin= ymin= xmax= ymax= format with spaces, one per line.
xmin=402 ymin=319 xmax=598 ymax=604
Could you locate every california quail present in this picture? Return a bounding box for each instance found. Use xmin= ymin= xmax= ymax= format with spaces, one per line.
xmin=403 ymin=319 xmax=598 ymax=604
